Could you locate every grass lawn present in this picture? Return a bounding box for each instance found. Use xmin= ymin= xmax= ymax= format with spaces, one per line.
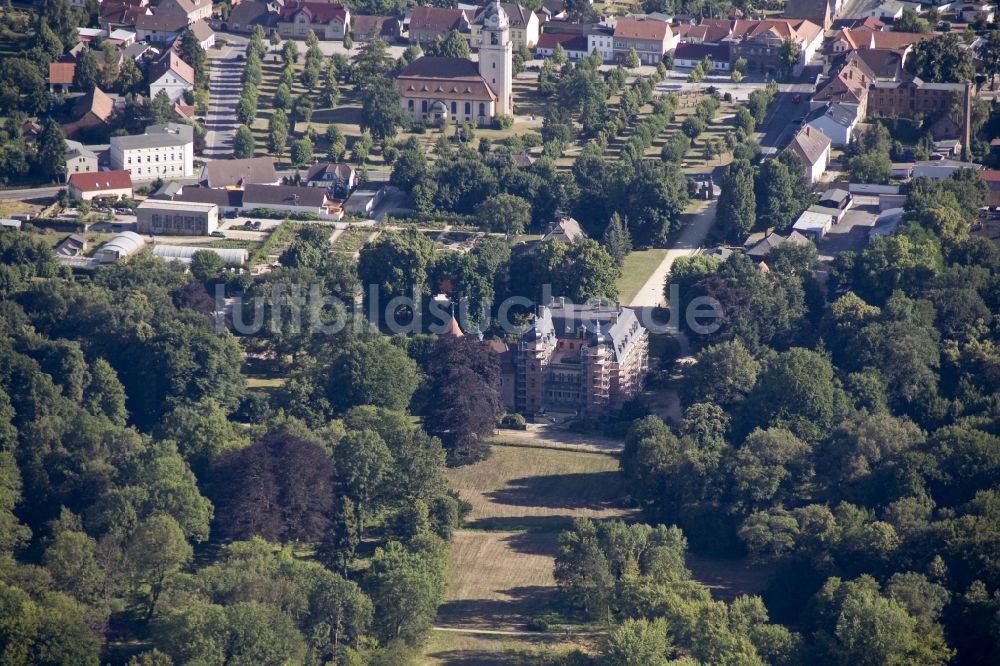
xmin=0 ymin=200 xmax=45 ymax=219
xmin=436 ymin=443 xmax=632 ymax=642
xmin=446 ymin=444 xmax=632 ymax=531
xmin=616 ymin=248 xmax=668 ymax=304
xmin=245 ymin=376 xmax=286 ymax=390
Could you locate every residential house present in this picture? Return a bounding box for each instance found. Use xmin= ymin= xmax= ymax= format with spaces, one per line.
xmin=304 ymin=162 xmax=357 ymax=197
xmin=512 ymin=301 xmax=649 ymax=416
xmin=136 ymin=199 xmax=219 ymax=235
xmin=156 ymin=0 xmax=214 ymax=24
xmin=587 ymin=24 xmax=615 ymax=62
xmin=100 ymin=2 xmax=152 ymax=32
xmin=68 ymin=170 xmax=134 ymax=201
xmin=782 ymin=0 xmax=834 ymax=30
xmin=134 ymin=10 xmax=189 ymax=43
xmin=722 ymin=18 xmax=823 ymax=77
xmin=859 ymin=1 xmax=907 ymax=21
xmin=540 ymin=216 xmax=587 ymax=243
xmin=673 ymin=42 xmax=731 ymax=71
xmin=224 ymin=0 xmax=278 ymax=34
xmin=49 ymin=62 xmax=75 ymax=93
xmin=812 ymin=57 xmax=873 ymax=114
xmin=612 ymin=17 xmax=675 ymax=65
xmin=471 ymin=3 xmax=540 ymax=49
xmin=202 ymin=157 xmax=280 ymax=188
xmin=534 ymin=31 xmax=590 ymax=60
xmin=805 ymin=102 xmax=861 ymax=146
xmin=188 ymin=18 xmax=216 ymax=49
xmin=242 ymin=184 xmax=337 ymax=217
xmin=408 ymin=6 xmax=473 ymax=45
xmin=351 ymin=15 xmax=402 ymax=42
xmin=534 ymin=23 xmax=611 ymax=61
xmin=64 ymin=141 xmax=99 ymax=181
xmin=842 ymin=48 xmax=903 ymax=80
xmin=277 ymin=2 xmax=350 ymax=40
xmin=148 ymin=51 xmax=195 ymax=102
xmin=784 ymin=125 xmax=832 ymax=183
xmin=827 ymin=28 xmax=932 ymax=58
xmin=110 ymin=122 xmax=195 ymax=180
xmin=62 ymin=87 xmax=116 ymax=138
xmin=674 ymin=21 xmax=733 ymax=44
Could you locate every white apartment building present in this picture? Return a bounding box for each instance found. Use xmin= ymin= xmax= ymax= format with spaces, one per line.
xmin=588 ymin=26 xmax=614 ymax=62
xmin=110 ymin=123 xmax=195 ymax=181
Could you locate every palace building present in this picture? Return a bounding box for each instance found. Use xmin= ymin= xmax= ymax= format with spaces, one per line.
xmin=395 ymin=0 xmax=513 ymax=127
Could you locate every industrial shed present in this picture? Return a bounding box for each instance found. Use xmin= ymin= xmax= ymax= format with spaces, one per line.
xmin=153 ymin=244 xmax=248 ymax=267
xmin=96 ymin=231 xmax=146 ymax=263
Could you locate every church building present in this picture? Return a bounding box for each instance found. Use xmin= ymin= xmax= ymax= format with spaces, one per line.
xmin=395 ymin=1 xmax=513 ymax=127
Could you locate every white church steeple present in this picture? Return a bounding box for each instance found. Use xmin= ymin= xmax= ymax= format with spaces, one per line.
xmin=478 ymin=1 xmax=513 ymax=117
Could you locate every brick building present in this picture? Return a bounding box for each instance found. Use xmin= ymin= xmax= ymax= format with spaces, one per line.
xmin=513 ymin=301 xmax=649 ymax=416
xmin=868 ymin=78 xmax=971 ymax=146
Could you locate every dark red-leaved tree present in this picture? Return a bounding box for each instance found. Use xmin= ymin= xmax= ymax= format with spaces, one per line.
xmin=211 ymin=434 xmax=335 ymax=543
xmin=422 ymin=335 xmax=502 ymax=466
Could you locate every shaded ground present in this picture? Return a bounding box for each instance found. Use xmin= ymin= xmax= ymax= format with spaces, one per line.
xmin=421 ymin=630 xmax=592 ymax=665
xmin=687 ymin=553 xmax=777 ymax=602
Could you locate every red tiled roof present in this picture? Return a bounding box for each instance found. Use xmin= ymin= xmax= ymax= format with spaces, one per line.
xmin=395 ymin=56 xmax=496 ymax=101
xmin=409 ymin=6 xmax=470 ymax=33
xmin=613 ymin=17 xmax=670 ymax=41
xmin=352 ymin=15 xmax=398 ymax=39
xmin=69 ymin=170 xmax=133 ymax=192
xmin=49 ymin=62 xmax=76 ymax=85
xmin=75 ymin=87 xmax=116 ymax=122
xmin=280 ymin=1 xmax=348 ymax=24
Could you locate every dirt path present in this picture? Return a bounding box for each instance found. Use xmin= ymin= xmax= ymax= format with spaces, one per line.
xmin=629 ymin=200 xmax=718 ymax=308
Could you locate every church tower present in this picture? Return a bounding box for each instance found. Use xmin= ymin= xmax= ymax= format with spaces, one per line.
xmin=478 ymin=1 xmax=513 ymax=117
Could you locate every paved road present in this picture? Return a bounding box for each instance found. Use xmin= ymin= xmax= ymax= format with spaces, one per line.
xmin=628 ymin=199 xmax=719 ymax=309
xmin=0 ymin=185 xmax=65 ymax=200
xmin=204 ymin=41 xmax=246 ymax=159
xmin=759 ymin=91 xmax=810 ymax=156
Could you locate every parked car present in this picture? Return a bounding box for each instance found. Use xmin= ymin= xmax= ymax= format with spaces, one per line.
xmin=210 ymin=230 xmax=226 ymax=238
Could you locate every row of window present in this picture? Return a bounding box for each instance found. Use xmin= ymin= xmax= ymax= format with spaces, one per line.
xmin=126 ymin=153 xmax=182 ymax=164
xmin=408 ymin=99 xmax=488 ymax=116
xmin=148 ymin=213 xmax=204 ymax=230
